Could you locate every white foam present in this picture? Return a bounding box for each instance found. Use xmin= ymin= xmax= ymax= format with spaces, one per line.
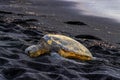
xmin=63 ymin=0 xmax=120 ymax=22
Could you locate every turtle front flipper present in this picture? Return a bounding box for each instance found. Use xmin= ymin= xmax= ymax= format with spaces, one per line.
xmin=58 ymin=49 xmax=92 ymax=61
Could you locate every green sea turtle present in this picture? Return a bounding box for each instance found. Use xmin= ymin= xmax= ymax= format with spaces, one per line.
xmin=25 ymin=34 xmax=93 ymax=60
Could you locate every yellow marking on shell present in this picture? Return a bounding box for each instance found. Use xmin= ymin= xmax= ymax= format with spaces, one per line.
xmin=47 ymin=40 xmax=52 ymax=45
xmin=29 ymin=49 xmax=49 ymax=57
xmin=58 ymin=49 xmax=92 ymax=61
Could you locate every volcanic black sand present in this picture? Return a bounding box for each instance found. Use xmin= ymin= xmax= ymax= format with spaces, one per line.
xmin=0 ymin=0 xmax=120 ymax=80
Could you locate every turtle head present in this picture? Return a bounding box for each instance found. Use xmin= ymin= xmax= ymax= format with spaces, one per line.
xmin=25 ymin=44 xmax=49 ymax=57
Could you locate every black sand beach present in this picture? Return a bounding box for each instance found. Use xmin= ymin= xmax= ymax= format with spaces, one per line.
xmin=0 ymin=0 xmax=120 ymax=80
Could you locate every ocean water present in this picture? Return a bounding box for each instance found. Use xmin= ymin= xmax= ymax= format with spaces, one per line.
xmin=63 ymin=0 xmax=120 ymax=22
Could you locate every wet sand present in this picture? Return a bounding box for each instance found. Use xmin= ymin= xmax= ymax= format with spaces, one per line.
xmin=0 ymin=0 xmax=120 ymax=80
